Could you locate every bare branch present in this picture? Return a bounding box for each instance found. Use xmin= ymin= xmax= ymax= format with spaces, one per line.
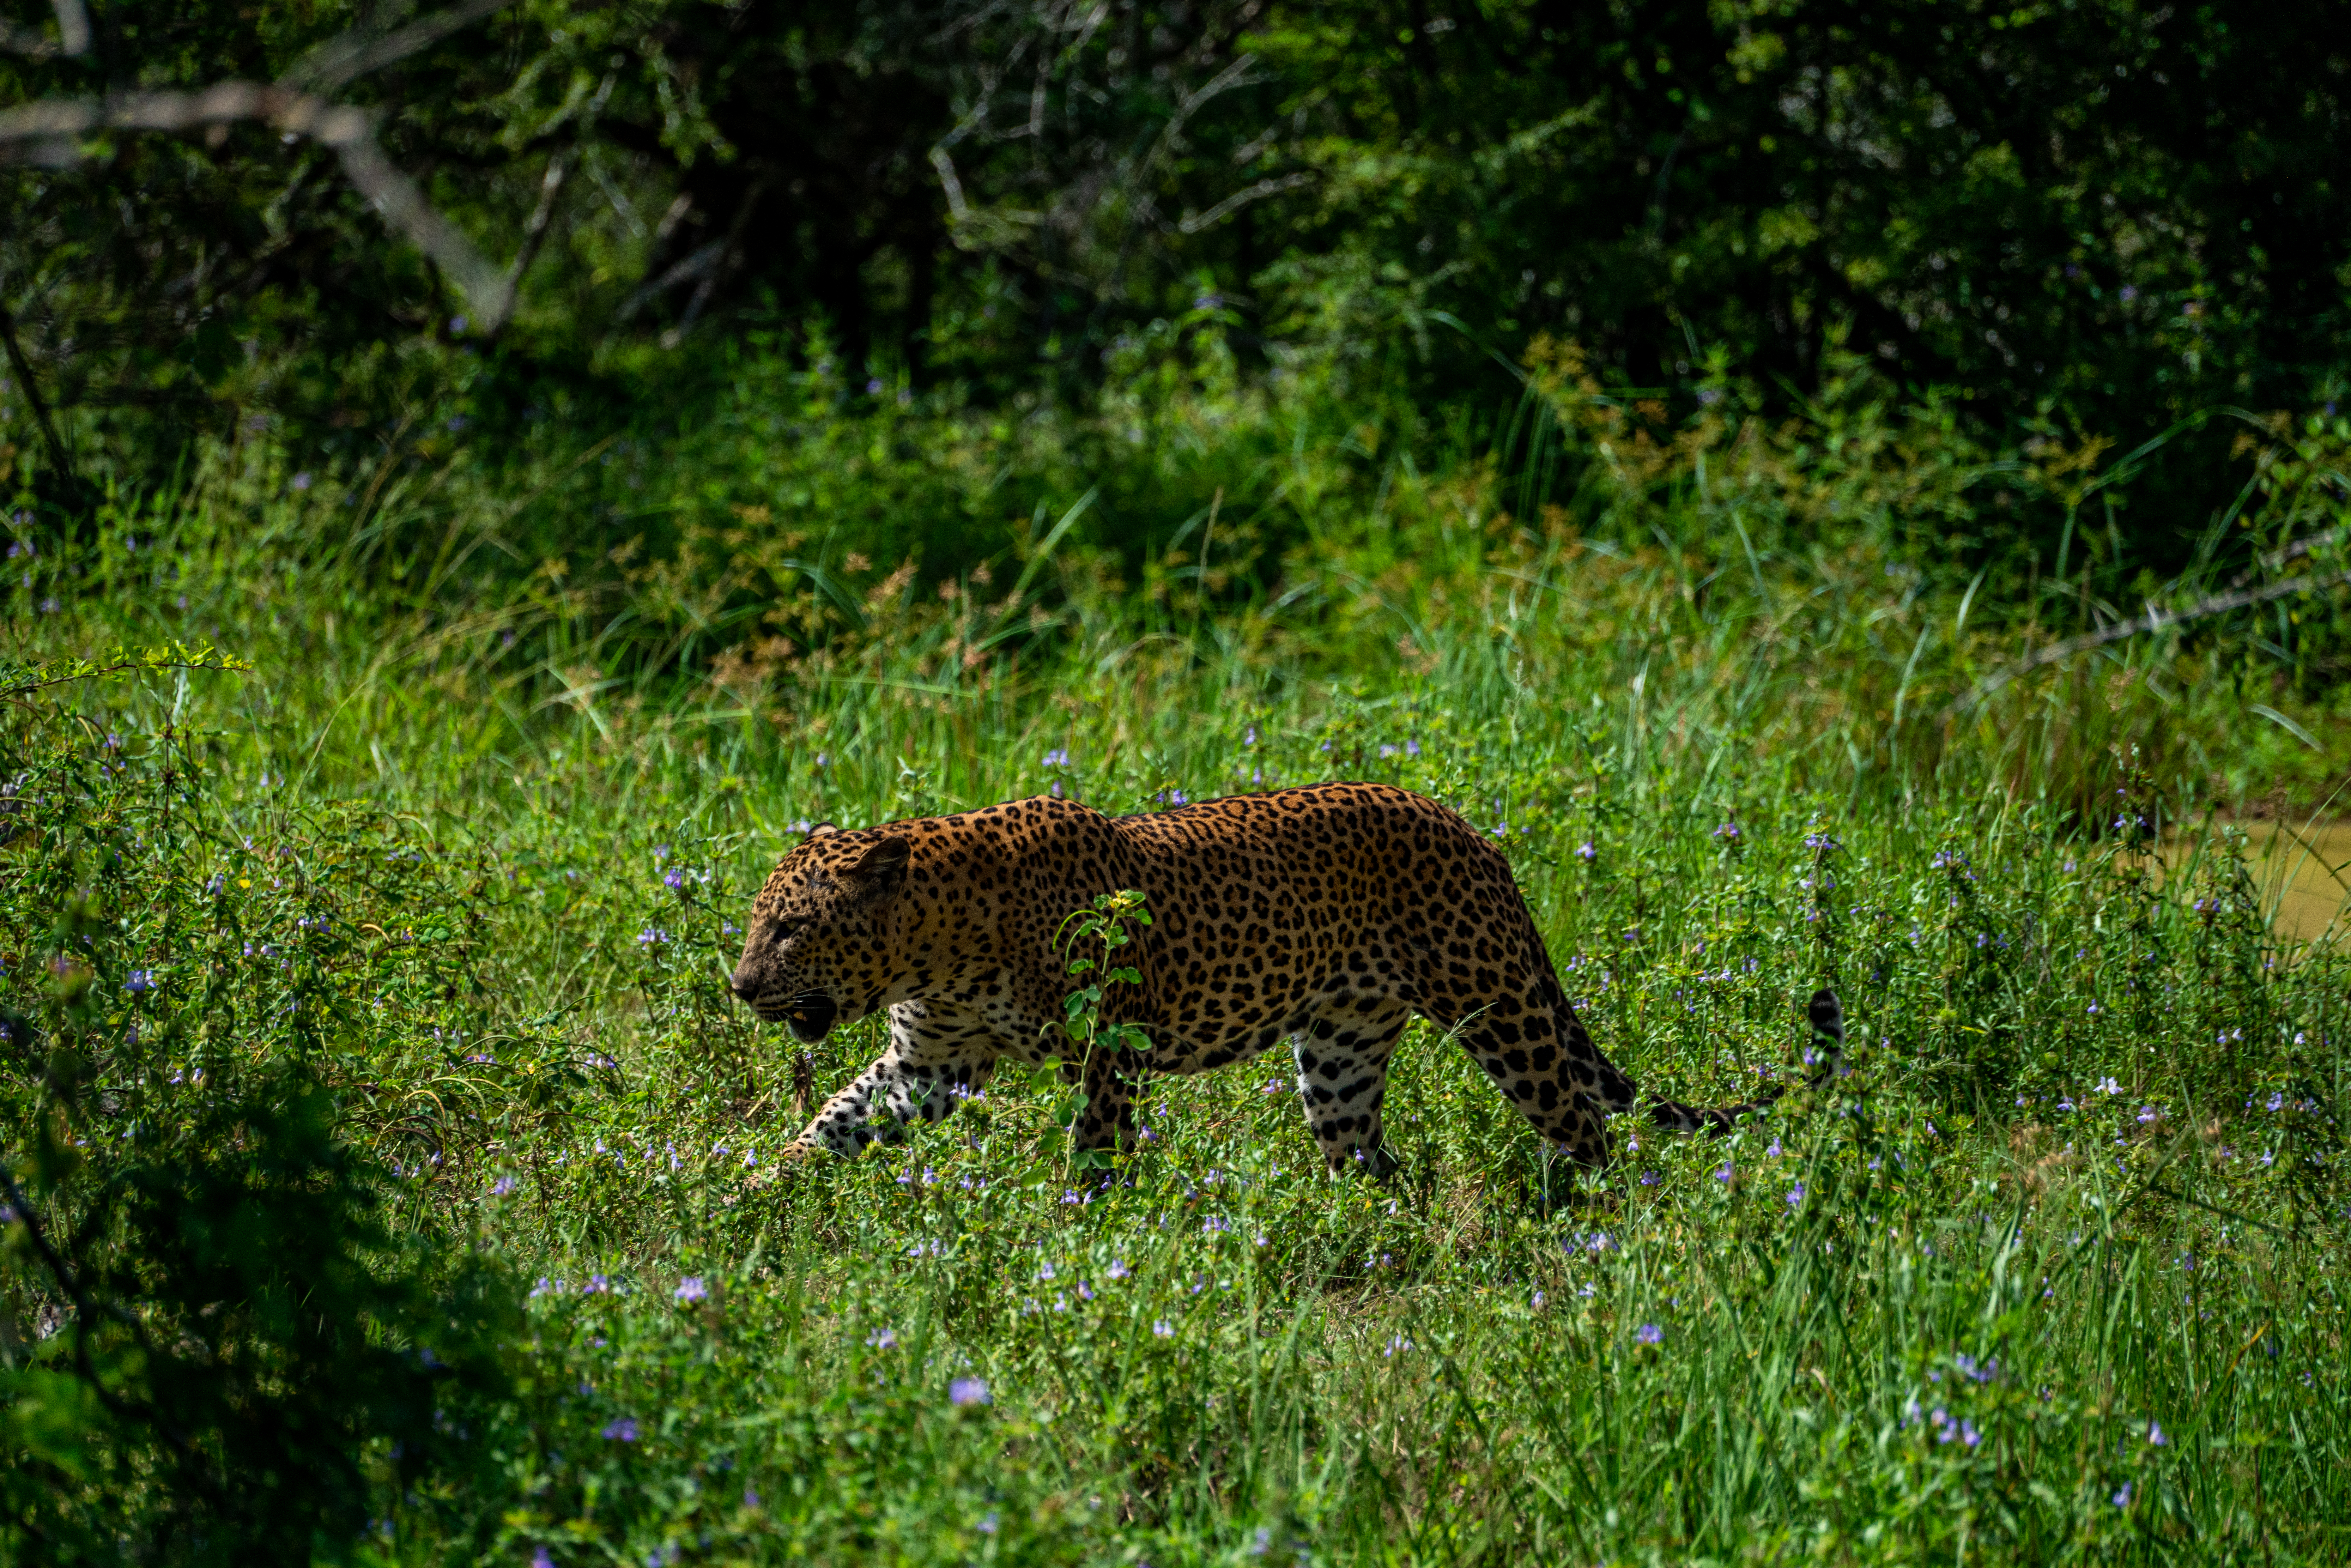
xmin=0 ymin=294 xmax=79 ymax=500
xmin=0 ymin=83 xmax=367 ymax=144
xmin=1947 ymin=568 xmax=2351 ymax=718
xmin=485 ymin=151 xmax=569 ymax=334
xmin=663 ymin=173 xmax=772 ymax=346
xmin=0 ymin=84 xmax=512 ymax=323
xmin=651 ymin=191 xmax=694 ymax=245
xmin=2235 ymin=522 xmax=2351 ymax=588
xmin=52 ymin=0 xmax=86 ymax=54
xmin=334 ymin=137 xmax=512 ymax=322
xmin=280 ymin=0 xmax=520 ymax=91
xmin=930 ymin=144 xmax=972 ymax=224
xmin=1179 ymin=172 xmax=1311 ymax=233
xmin=620 ymin=239 xmax=721 ymax=322
xmin=930 ymin=0 xmax=1017 ymax=46
xmin=5 ymin=0 xmax=88 ymax=58
xmin=1176 ymin=52 xmax=1260 ymax=118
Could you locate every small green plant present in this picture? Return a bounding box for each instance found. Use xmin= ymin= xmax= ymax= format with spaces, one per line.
xmin=1031 ymin=890 xmax=1155 ymax=1171
xmin=1052 ymin=889 xmax=1155 ymax=1062
xmin=0 ymin=642 xmax=250 ymax=703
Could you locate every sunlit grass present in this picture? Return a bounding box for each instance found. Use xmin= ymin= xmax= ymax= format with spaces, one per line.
xmin=4 ymin=462 xmax=2348 ymax=1564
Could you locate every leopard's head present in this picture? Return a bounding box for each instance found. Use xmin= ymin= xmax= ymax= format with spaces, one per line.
xmin=729 ymin=826 xmax=910 ymax=1041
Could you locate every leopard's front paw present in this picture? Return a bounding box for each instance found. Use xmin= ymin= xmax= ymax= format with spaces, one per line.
xmin=742 ymin=1141 xmax=828 ymax=1190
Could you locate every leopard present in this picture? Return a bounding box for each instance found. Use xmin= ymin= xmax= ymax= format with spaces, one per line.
xmin=728 ymin=781 xmax=1843 ymax=1173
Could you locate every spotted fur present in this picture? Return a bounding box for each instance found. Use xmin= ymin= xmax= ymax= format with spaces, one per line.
xmin=729 ymin=783 xmax=1842 ymax=1171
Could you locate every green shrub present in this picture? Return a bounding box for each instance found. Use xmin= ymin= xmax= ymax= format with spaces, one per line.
xmin=1 ymin=652 xmax=518 ymax=1565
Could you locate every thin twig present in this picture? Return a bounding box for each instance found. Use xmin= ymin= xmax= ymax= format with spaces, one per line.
xmin=619 ymin=240 xmax=724 ymax=323
xmin=1179 ymin=172 xmax=1311 ymax=233
xmin=0 ymin=656 xmax=248 ymax=704
xmin=0 ymin=80 xmax=367 ymax=144
xmin=488 ymin=152 xmax=571 ymax=335
xmin=2235 ymin=522 xmax=2351 ymax=588
xmin=280 ymin=0 xmax=519 ymax=90
xmin=1946 ymin=568 xmax=2351 ymax=718
xmin=0 ymin=293 xmax=79 ymax=501
xmin=663 ymin=173 xmax=772 ymax=345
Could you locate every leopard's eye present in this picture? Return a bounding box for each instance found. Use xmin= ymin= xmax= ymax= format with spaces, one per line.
xmin=773 ymin=917 xmax=807 ymax=943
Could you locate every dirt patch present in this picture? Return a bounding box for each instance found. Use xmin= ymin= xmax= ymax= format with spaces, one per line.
xmin=2162 ymin=820 xmax=2351 ymax=942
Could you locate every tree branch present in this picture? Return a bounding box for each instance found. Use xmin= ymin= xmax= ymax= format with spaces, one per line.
xmin=0 ymin=0 xmax=88 ymax=59
xmin=280 ymin=0 xmax=519 ymax=91
xmin=54 ymin=0 xmax=89 ymax=55
xmin=485 ymin=150 xmax=570 ymax=336
xmin=1179 ymin=172 xmax=1310 ymax=233
xmin=0 ymin=82 xmax=512 ymax=323
xmin=1947 ymin=567 xmax=2351 ymax=718
xmin=0 ymin=292 xmax=79 ymax=502
xmin=663 ymin=173 xmax=773 ymax=346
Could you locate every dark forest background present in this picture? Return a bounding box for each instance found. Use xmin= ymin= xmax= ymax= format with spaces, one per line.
xmin=3 ymin=0 xmax=2348 ymax=597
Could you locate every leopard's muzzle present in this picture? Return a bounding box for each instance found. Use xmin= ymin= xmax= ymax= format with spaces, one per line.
xmin=783 ymin=991 xmax=839 ymax=1042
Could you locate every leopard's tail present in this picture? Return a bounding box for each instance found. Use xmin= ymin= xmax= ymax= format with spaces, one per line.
xmin=1646 ymin=989 xmax=1846 ymax=1136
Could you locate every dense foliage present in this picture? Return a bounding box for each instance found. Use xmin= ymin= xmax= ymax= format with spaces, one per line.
xmin=4 ymin=0 xmax=2347 ymax=563
xmin=7 ymin=3 xmax=2351 ymax=1558
xmin=0 ymin=648 xmax=518 ymax=1563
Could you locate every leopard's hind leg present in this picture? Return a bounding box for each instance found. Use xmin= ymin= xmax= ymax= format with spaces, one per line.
xmin=1414 ymin=962 xmax=1619 ymax=1168
xmin=1290 ymin=999 xmax=1413 ymax=1176
xmin=1459 ymin=1016 xmax=1613 ymax=1166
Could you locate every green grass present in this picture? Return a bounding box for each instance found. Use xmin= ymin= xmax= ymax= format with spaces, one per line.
xmin=3 ymin=441 xmax=2348 ymax=1565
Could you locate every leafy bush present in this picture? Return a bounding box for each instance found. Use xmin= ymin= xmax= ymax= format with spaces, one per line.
xmin=5 ymin=0 xmax=2348 ymax=557
xmin=1 ymin=651 xmax=517 ymax=1564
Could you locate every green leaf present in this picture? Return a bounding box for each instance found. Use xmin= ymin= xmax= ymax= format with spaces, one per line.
xmin=0 ymin=1367 xmax=104 ymax=1479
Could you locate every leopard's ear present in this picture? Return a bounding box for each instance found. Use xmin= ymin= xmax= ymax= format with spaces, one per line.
xmin=840 ymin=834 xmax=911 ymax=903
xmin=805 ymin=822 xmax=840 ymax=840
xmin=845 ymin=834 xmax=909 ymax=874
